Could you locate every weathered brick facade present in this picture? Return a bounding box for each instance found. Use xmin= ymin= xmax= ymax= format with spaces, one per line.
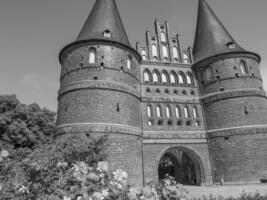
xmin=56 ymin=0 xmax=267 ymax=186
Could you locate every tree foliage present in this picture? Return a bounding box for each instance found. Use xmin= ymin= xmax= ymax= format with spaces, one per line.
xmin=0 ymin=95 xmax=56 ymax=149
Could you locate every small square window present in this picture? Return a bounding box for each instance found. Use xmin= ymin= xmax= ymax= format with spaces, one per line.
xmin=227 ymin=42 xmax=235 ymax=49
xmin=104 ymin=30 xmax=111 ymax=38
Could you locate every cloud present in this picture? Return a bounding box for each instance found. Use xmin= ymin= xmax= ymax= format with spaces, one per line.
xmin=22 ymin=74 xmax=41 ymax=89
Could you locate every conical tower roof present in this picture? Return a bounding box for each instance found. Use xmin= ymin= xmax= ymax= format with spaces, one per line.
xmin=76 ymin=0 xmax=131 ymax=47
xmin=193 ymin=0 xmax=247 ymax=63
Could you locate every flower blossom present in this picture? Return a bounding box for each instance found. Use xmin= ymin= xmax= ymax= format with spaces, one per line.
xmin=73 ymin=162 xmax=89 ymax=181
xmin=63 ymin=196 xmax=71 ymax=200
xmin=91 ymin=192 xmax=104 ymax=200
xmin=88 ymin=172 xmax=100 ymax=182
xmin=110 ymin=181 xmax=123 ymax=189
xmin=57 ymin=161 xmax=68 ymax=168
xmin=113 ymin=169 xmax=128 ymax=184
xmin=1 ymin=150 xmax=9 ymax=158
xmin=17 ymin=185 xmax=29 ymax=194
xmin=97 ymin=161 xmax=108 ymax=172
xmin=102 ymin=189 xmax=109 ymax=198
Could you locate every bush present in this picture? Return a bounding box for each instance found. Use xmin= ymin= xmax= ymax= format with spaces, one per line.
xmin=0 ymin=95 xmax=56 ymax=150
xmin=0 ymin=133 xmax=108 ymax=200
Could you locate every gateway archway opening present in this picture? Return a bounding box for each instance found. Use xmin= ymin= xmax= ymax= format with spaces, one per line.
xmin=158 ymin=148 xmax=202 ymax=186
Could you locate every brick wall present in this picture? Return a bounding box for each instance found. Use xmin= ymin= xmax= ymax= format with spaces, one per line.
xmin=203 ymin=96 xmax=267 ymax=130
xmin=209 ymin=130 xmax=267 ymax=183
xmin=57 ymin=41 xmax=143 ymax=185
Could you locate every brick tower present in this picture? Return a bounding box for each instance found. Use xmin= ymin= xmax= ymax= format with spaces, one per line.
xmin=56 ymin=0 xmax=143 ymax=185
xmin=193 ymin=0 xmax=267 ymax=183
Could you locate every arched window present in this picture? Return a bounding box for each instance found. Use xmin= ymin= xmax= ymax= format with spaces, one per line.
xmin=175 ymin=106 xmax=181 ymax=118
xmin=127 ymin=55 xmax=132 ymax=70
xmin=240 ymin=61 xmax=248 ymax=74
xmin=184 ymin=106 xmax=190 ymax=118
xmin=205 ymin=67 xmax=213 ymax=80
xmin=161 ymin=32 xmax=167 ymax=42
xmin=161 ymin=71 xmax=169 ymax=84
xmin=162 ymin=46 xmax=168 ymax=60
xmin=141 ymin=50 xmax=148 ymax=60
xmin=166 ymin=106 xmax=171 ymax=118
xmin=186 ymin=73 xmax=194 ymax=86
xmin=152 ymin=44 xmax=158 ymax=60
xmin=152 ymin=71 xmax=160 ymax=84
xmin=183 ymin=53 xmax=189 ymax=64
xmin=178 ymin=72 xmax=185 ymax=85
xmin=193 ymin=107 xmax=198 ymax=118
xmin=143 ymin=70 xmax=151 ymax=83
xmin=156 ymin=105 xmax=162 ymax=118
xmin=172 ymin=47 xmax=179 ymax=62
xmin=89 ymin=48 xmax=96 ymax=64
xmin=170 ymin=72 xmax=177 ymax=85
xmin=147 ymin=105 xmax=152 ymax=117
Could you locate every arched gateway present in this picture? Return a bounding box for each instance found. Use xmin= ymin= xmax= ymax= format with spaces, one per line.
xmin=158 ymin=147 xmax=204 ymax=186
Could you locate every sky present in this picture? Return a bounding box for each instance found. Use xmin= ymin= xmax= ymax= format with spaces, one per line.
xmin=0 ymin=0 xmax=267 ymax=111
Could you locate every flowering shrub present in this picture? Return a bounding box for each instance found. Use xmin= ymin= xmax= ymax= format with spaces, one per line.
xmin=0 ymin=143 xmax=188 ymax=200
xmin=61 ymin=161 xmax=188 ymax=200
xmin=156 ymin=175 xmax=188 ymax=200
xmin=0 ymin=133 xmax=108 ymax=200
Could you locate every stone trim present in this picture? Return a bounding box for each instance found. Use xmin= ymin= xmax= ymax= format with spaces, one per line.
xmin=143 ymin=131 xmax=207 ymax=139
xmin=57 ymin=123 xmax=142 ymax=136
xmin=202 ymin=76 xmax=263 ymax=87
xmin=141 ymin=60 xmax=192 ymax=68
xmin=58 ymin=80 xmax=141 ymax=99
xmin=143 ymin=138 xmax=207 ymax=144
xmin=207 ymin=125 xmax=267 ymax=138
xmin=60 ymin=65 xmax=140 ymax=82
xmin=201 ymin=89 xmax=266 ymax=103
xmin=141 ymin=97 xmax=200 ymax=104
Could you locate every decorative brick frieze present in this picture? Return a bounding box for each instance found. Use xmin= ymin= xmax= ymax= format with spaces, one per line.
xmin=201 ymin=89 xmax=266 ymax=104
xmin=58 ymin=80 xmax=141 ymax=99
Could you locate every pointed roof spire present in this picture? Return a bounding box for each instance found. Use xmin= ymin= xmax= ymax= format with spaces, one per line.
xmin=193 ymin=0 xmax=248 ymax=63
xmin=76 ymin=0 xmax=131 ymax=47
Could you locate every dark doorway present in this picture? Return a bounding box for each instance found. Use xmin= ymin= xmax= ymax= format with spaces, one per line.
xmin=158 ymin=148 xmax=201 ymax=186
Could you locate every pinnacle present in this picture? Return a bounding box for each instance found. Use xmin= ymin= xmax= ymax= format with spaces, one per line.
xmin=193 ymin=0 xmax=246 ymax=63
xmin=76 ymin=0 xmax=131 ymax=47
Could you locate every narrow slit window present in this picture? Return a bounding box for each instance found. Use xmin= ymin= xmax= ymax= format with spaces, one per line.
xmin=205 ymin=67 xmax=213 ymax=80
xmin=89 ymin=48 xmax=96 ymax=64
xmin=166 ymin=106 xmax=171 ymax=118
xmin=240 ymin=61 xmax=248 ymax=75
xmin=127 ymin=56 xmax=132 ymax=70
xmin=161 ymin=32 xmax=167 ymax=42
xmin=183 ymin=53 xmax=189 ymax=64
xmin=178 ymin=73 xmax=185 ymax=85
xmin=175 ymin=106 xmax=180 ymax=118
xmin=153 ymin=71 xmax=160 ymax=84
xmin=170 ymin=73 xmax=176 ymax=84
xmin=186 ymin=73 xmax=194 ymax=86
xmin=184 ymin=106 xmax=189 ymax=118
xmin=147 ymin=105 xmax=152 ymax=117
xmin=152 ymin=44 xmax=158 ymax=60
xmin=162 ymin=45 xmax=168 ymax=60
xmin=144 ymin=71 xmax=150 ymax=83
xmin=161 ymin=72 xmax=168 ymax=84
xmin=193 ymin=107 xmax=198 ymax=118
xmin=156 ymin=106 xmax=162 ymax=118
xmin=172 ymin=47 xmax=179 ymax=62
xmin=141 ymin=50 xmax=147 ymax=60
